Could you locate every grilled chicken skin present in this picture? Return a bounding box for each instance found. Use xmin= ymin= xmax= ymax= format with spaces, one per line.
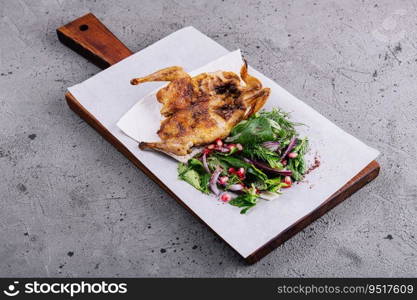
xmin=130 ymin=61 xmax=270 ymax=156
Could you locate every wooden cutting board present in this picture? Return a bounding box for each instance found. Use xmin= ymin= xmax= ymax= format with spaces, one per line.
xmin=57 ymin=13 xmax=380 ymax=264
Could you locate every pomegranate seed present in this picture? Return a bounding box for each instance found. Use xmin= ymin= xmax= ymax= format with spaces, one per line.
xmin=236 ymin=143 xmax=243 ymax=151
xmin=215 ymin=138 xmax=223 ymax=147
xmin=284 ymin=176 xmax=292 ymax=185
xmin=288 ymin=152 xmax=298 ymax=159
xmin=207 ymin=144 xmax=215 ymax=150
xmin=228 ymin=167 xmax=236 ymax=174
xmin=220 ymin=192 xmax=231 ymax=203
xmin=282 ymin=160 xmax=287 ymax=166
xmin=236 ymin=167 xmax=245 ymax=178
xmin=218 ymin=176 xmax=229 ymax=185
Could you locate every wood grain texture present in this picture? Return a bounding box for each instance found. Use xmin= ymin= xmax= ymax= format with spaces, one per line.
xmin=59 ymin=13 xmax=380 ymax=264
xmin=57 ymin=13 xmax=132 ymax=69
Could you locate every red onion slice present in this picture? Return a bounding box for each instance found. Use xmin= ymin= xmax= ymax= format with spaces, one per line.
xmin=202 ymin=153 xmax=210 ymax=174
xmin=281 ymin=136 xmax=297 ymax=159
xmin=244 ymin=158 xmax=293 ymax=176
xmin=217 ymin=147 xmax=230 ymax=153
xmin=262 ymin=141 xmax=280 ymax=152
xmin=209 ymin=168 xmax=222 ymax=195
xmin=228 ymin=184 xmax=244 ymax=191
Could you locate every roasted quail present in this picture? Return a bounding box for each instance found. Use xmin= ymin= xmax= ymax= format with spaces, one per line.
xmin=130 ymin=61 xmax=270 ymax=156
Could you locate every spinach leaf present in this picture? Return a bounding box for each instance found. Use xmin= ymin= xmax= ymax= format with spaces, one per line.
xmin=227 ymin=116 xmax=275 ymax=145
xmin=188 ymin=158 xmax=206 ymax=173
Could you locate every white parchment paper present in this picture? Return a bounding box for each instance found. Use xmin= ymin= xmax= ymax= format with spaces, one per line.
xmin=68 ymin=27 xmax=379 ymax=258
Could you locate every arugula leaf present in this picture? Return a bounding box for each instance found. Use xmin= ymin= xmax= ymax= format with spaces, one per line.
xmin=177 ymin=163 xmax=189 ymax=176
xmin=199 ymin=173 xmax=211 ymax=194
xmin=229 ymin=185 xmax=260 ymax=214
xmin=265 ymin=177 xmax=284 ymax=193
xmin=180 ymin=169 xmax=203 ymax=191
xmin=178 ymin=160 xmax=210 ymax=194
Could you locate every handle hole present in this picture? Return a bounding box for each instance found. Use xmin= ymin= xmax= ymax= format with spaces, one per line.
xmin=79 ymin=24 xmax=89 ymax=31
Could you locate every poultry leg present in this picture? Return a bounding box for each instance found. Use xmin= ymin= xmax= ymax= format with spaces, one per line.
xmin=130 ymin=66 xmax=189 ymax=85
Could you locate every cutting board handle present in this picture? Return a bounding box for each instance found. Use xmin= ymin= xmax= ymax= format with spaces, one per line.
xmin=57 ymin=13 xmax=133 ymax=69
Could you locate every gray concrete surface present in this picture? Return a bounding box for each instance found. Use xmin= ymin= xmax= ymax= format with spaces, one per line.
xmin=1 ymin=0 xmax=416 ymax=277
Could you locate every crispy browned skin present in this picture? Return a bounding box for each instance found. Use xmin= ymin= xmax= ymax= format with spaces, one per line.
xmin=130 ymin=62 xmax=270 ymax=156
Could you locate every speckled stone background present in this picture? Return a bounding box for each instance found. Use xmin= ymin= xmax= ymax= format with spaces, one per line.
xmin=1 ymin=0 xmax=416 ymax=277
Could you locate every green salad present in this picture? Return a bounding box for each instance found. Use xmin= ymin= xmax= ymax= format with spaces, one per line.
xmin=177 ymin=109 xmax=309 ymax=214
